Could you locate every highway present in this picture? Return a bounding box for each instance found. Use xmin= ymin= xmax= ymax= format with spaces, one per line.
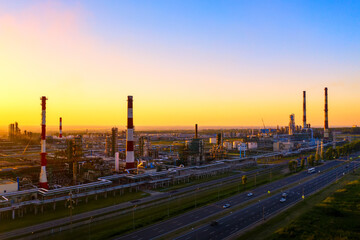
xmin=176 ymin=160 xmax=360 ymax=240
xmin=0 ymin=164 xmax=284 ymax=239
xmin=114 ymin=160 xmax=341 ymax=240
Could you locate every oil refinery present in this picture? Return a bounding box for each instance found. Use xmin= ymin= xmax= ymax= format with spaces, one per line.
xmin=0 ymin=89 xmax=359 ymax=240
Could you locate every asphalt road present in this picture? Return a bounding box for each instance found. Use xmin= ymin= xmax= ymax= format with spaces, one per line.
xmin=115 ymin=160 xmax=342 ymax=240
xmin=177 ymin=160 xmax=360 ymax=240
xmin=0 ymin=163 xmax=282 ymax=239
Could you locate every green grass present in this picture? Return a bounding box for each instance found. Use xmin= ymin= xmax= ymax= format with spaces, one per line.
xmin=239 ymin=166 xmax=260 ymax=172
xmin=40 ymin=168 xmax=286 ymax=240
xmin=237 ymin=169 xmax=360 ymax=240
xmin=268 ymin=175 xmax=360 ymax=239
xmin=0 ymin=190 xmax=149 ymax=233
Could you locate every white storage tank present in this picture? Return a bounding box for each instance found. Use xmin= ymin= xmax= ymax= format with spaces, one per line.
xmin=0 ymin=179 xmax=18 ymax=194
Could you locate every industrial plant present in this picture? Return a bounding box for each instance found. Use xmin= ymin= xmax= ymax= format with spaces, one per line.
xmin=0 ymin=88 xmax=359 ymax=240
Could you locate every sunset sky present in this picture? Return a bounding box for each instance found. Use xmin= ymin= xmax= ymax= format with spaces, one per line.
xmin=1 ymin=1 xmax=359 ymax=132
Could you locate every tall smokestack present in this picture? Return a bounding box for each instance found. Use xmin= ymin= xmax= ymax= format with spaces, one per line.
xmin=126 ymin=96 xmax=135 ymax=169
xmin=39 ymin=96 xmax=48 ymax=189
xmin=59 ymin=117 xmax=62 ymax=138
xmin=324 ymin=87 xmax=329 ymax=138
xmin=303 ymin=91 xmax=306 ymax=129
xmin=195 ymin=124 xmax=198 ymax=139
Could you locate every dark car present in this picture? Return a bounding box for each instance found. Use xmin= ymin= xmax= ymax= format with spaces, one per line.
xmin=210 ymin=221 xmax=219 ymax=226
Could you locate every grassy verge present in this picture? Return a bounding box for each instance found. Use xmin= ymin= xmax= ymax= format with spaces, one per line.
xmin=237 ymin=169 xmax=360 ymax=240
xmin=0 ymin=190 xmax=149 ymax=233
xmin=39 ymin=168 xmax=287 ymax=240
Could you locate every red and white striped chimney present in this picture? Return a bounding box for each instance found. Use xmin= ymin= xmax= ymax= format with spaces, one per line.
xmin=126 ymin=96 xmax=135 ymax=169
xmin=39 ymin=96 xmax=48 ymax=189
xmin=59 ymin=117 xmax=62 ymax=138
xmin=303 ymin=91 xmax=306 ymax=129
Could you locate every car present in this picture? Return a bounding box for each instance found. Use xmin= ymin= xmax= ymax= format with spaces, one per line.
xmin=281 ymin=192 xmax=288 ymax=197
xmin=247 ymin=192 xmax=253 ymax=197
xmin=223 ymin=203 xmax=231 ymax=209
xmin=280 ymin=197 xmax=286 ymax=203
xmin=210 ymin=221 xmax=219 ymax=226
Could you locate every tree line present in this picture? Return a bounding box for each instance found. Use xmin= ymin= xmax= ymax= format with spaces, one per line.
xmin=288 ymin=140 xmax=360 ymax=172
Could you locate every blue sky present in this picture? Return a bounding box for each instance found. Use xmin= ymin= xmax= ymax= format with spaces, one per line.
xmin=0 ymin=0 xmax=359 ymax=128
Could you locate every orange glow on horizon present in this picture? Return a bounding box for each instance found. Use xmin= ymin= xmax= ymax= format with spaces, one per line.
xmin=0 ymin=2 xmax=359 ymax=130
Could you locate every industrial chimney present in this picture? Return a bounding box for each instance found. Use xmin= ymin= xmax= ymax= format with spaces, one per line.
xmin=303 ymin=91 xmax=307 ymax=129
xmin=195 ymin=124 xmax=198 ymax=139
xmin=59 ymin=117 xmax=62 ymax=138
xmin=39 ymin=96 xmax=48 ymax=189
xmin=126 ymin=96 xmax=135 ymax=169
xmin=324 ymin=87 xmax=329 ymax=139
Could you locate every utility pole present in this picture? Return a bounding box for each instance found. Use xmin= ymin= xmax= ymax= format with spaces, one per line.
xmin=336 ymin=172 xmax=338 ymax=183
xmin=302 ymin=187 xmax=304 ymax=199
xmin=132 ymin=205 xmax=137 ymax=230
xmin=263 ymin=206 xmax=265 ymax=221
xmin=67 ymin=190 xmax=75 ymax=230
xmin=167 ymin=194 xmax=171 ymax=217
xmin=255 ymin=173 xmax=257 ymax=188
xmin=217 ymin=183 xmax=221 ymax=200
xmin=194 ymin=189 xmax=198 ymax=208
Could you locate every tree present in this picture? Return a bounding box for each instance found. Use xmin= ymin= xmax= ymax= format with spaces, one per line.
xmin=308 ymin=155 xmax=315 ymax=166
xmin=300 ymin=158 xmax=305 ymax=168
xmin=288 ymin=161 xmax=293 ymax=172
xmin=315 ymin=153 xmax=320 ymax=165
xmin=325 ymin=147 xmax=333 ymax=160
xmin=288 ymin=160 xmax=298 ymax=173
xmin=242 ymin=175 xmax=247 ymax=190
xmin=333 ymin=148 xmax=340 ymax=159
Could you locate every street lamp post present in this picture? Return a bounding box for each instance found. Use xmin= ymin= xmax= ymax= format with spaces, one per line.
xmin=263 ymin=205 xmax=265 ymax=221
xmin=132 ymin=205 xmax=137 ymax=230
xmin=217 ymin=183 xmax=221 ymax=200
xmin=88 ymin=216 xmax=93 ymax=237
xmin=167 ymin=194 xmax=172 ymax=217
xmin=195 ymin=188 xmax=199 ymax=208
xmin=255 ymin=173 xmax=257 ymax=188
xmin=67 ymin=190 xmax=75 ymax=230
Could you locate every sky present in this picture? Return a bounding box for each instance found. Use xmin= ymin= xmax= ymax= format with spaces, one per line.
xmin=0 ymin=0 xmax=359 ymax=132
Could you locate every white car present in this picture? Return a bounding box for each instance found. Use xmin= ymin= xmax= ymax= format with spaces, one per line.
xmin=247 ymin=192 xmax=253 ymax=197
xmin=280 ymin=198 xmax=286 ymax=203
xmin=223 ymin=203 xmax=231 ymax=209
xmin=282 ymin=192 xmax=288 ymax=197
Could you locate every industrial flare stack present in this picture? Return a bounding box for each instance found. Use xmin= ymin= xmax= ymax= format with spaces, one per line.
xmin=39 ymin=96 xmax=48 ymax=189
xmin=303 ymin=91 xmax=306 ymax=129
xmin=324 ymin=87 xmax=329 ymax=139
xmin=126 ymin=96 xmax=135 ymax=169
xmin=59 ymin=117 xmax=62 ymax=138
